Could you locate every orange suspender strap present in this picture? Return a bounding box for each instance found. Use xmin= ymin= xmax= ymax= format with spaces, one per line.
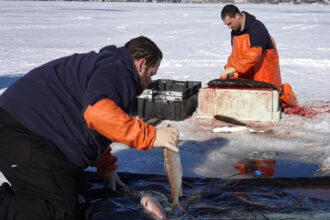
xmin=84 ymin=99 xmax=156 ymax=151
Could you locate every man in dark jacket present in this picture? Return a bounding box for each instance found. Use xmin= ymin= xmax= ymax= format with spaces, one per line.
xmin=0 ymin=36 xmax=179 ymax=220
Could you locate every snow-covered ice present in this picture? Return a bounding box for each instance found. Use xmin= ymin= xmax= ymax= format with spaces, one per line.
xmin=0 ymin=1 xmax=329 ymax=184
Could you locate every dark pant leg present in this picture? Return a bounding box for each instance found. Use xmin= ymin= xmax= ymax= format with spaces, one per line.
xmin=0 ymin=108 xmax=81 ymax=220
xmin=0 ymin=189 xmax=55 ymax=220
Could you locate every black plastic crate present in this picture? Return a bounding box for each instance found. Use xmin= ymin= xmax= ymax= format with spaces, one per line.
xmin=135 ymin=79 xmax=201 ymax=121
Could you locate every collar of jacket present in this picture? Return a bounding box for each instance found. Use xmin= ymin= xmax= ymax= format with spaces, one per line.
xmin=232 ymin=11 xmax=256 ymax=36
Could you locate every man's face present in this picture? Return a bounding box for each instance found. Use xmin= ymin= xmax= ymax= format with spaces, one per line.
xmin=223 ymin=13 xmax=241 ymax=31
xmin=138 ymin=59 xmax=161 ymax=90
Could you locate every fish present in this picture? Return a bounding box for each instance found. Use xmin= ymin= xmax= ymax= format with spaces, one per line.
xmin=162 ymin=146 xmax=186 ymax=211
xmin=140 ymin=195 xmax=168 ymax=220
xmin=315 ymin=167 xmax=330 ymax=176
xmin=212 ymin=126 xmax=247 ymax=133
xmin=214 ymin=114 xmax=247 ymax=126
xmin=214 ymin=114 xmax=272 ymax=133
xmin=207 ymin=78 xmax=279 ymax=91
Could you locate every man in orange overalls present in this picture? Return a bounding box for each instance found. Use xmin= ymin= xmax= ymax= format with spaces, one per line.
xmin=220 ymin=4 xmax=297 ymax=109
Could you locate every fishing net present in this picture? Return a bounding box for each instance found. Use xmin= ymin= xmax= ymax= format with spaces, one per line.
xmin=83 ymin=171 xmax=330 ymax=220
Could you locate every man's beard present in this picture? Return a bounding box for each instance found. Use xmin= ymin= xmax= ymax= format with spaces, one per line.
xmin=136 ymin=77 xmax=145 ymax=96
xmin=136 ymin=68 xmax=150 ymax=96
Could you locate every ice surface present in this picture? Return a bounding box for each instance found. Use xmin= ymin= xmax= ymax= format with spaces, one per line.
xmin=0 ymin=1 xmax=329 ymax=184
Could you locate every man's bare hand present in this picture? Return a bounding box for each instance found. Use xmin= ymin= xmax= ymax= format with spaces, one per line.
xmin=220 ymin=67 xmax=235 ymax=80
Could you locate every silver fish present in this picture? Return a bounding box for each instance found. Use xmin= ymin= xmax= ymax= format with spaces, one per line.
xmin=212 ymin=126 xmax=247 ymax=133
xmin=162 ymin=147 xmax=185 ymax=211
xmin=140 ymin=195 xmax=168 ymax=220
xmin=214 ymin=114 xmax=272 ymax=133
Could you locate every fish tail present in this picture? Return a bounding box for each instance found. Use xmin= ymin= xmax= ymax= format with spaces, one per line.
xmin=172 ymin=202 xmax=186 ymax=212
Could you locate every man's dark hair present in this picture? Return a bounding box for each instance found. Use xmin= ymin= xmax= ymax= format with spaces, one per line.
xmin=125 ymin=36 xmax=163 ymax=68
xmin=221 ymin=4 xmax=241 ymax=20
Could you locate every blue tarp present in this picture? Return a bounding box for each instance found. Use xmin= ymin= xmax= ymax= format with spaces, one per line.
xmin=83 ymin=172 xmax=330 ymax=220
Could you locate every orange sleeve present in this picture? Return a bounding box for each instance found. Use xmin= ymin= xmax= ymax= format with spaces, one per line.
xmin=231 ymin=47 xmax=262 ymax=74
xmin=84 ymin=99 xmax=156 ymax=151
xmin=225 ymin=34 xmax=263 ymax=75
xmin=224 ymin=54 xmax=234 ymax=69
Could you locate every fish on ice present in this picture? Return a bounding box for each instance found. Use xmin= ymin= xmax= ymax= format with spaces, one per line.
xmin=214 ymin=114 xmax=272 ymax=133
xmin=212 ymin=126 xmax=247 ymax=133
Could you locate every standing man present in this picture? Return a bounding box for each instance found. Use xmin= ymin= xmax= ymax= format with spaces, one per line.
xmin=0 ymin=36 xmax=179 ymax=220
xmin=220 ymin=4 xmax=282 ymax=88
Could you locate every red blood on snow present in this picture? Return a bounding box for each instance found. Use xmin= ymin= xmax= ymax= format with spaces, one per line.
xmin=283 ymin=104 xmax=330 ymax=119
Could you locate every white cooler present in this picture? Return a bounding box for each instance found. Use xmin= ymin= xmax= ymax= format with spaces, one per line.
xmin=196 ymin=87 xmax=281 ymax=121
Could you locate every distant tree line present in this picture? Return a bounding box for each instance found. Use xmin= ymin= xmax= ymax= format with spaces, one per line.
xmin=28 ymin=0 xmax=329 ymax=4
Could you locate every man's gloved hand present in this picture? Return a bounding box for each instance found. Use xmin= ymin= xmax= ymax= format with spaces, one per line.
xmin=220 ymin=67 xmax=235 ymax=80
xmin=153 ymin=127 xmax=179 ymax=152
xmin=104 ymin=171 xmax=128 ymax=191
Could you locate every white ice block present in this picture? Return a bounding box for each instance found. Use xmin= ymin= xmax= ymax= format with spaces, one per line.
xmin=196 ymin=87 xmax=281 ymax=121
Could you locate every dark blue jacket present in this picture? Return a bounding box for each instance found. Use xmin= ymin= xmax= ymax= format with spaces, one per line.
xmin=0 ymin=46 xmax=139 ymax=168
xmin=231 ymin=12 xmax=274 ymax=51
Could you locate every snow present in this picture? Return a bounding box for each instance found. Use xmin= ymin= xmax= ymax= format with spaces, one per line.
xmin=0 ymin=1 xmax=329 ymax=184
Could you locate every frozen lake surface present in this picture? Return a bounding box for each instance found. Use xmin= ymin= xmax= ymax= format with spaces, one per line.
xmin=0 ymin=1 xmax=329 ymax=191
